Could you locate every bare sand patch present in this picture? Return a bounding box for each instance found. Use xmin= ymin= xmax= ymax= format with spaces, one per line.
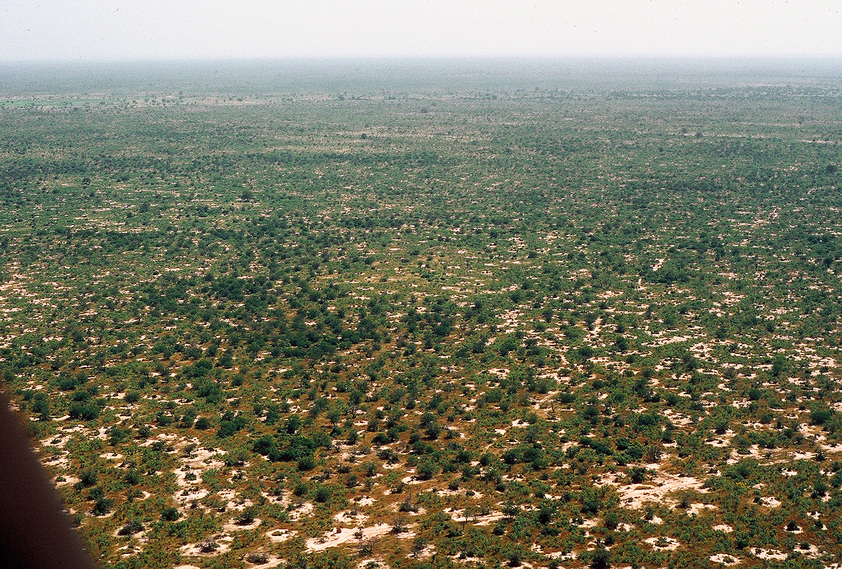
xmin=54 ymin=475 xmax=80 ymax=488
xmin=357 ymin=558 xmax=389 ymax=569
xmin=286 ymin=501 xmax=314 ymax=521
xmin=216 ymin=489 xmax=254 ymax=512
xmin=266 ymin=529 xmax=296 ymax=542
xmin=244 ymin=553 xmax=282 ymax=568
xmin=180 ymin=535 xmax=232 ymax=556
xmin=434 ymin=487 xmax=483 ymax=499
xmin=661 ymin=409 xmax=693 ymax=427
xmin=401 ymin=472 xmax=424 ymax=484
xmin=644 ymin=536 xmax=679 ymax=551
xmin=616 ymin=472 xmax=707 ymax=509
xmin=305 ymin=523 xmax=397 ymax=552
xmin=175 ymin=487 xmax=209 ymax=511
xmin=790 ymin=451 xmax=815 ymax=460
xmin=335 ymin=509 xmax=369 ymax=524
xmin=795 ymin=543 xmax=820 ymax=558
xmin=139 ymin=432 xmax=178 ymax=447
xmin=112 ymin=528 xmax=148 ymax=541
xmin=687 ymin=503 xmax=717 ymax=515
xmin=750 ymin=548 xmax=787 ymax=561
xmin=354 ymin=496 xmax=375 ymax=507
xmin=760 ymin=496 xmax=782 ymax=508
xmin=447 ymin=508 xmax=504 ymax=526
xmin=705 ymin=431 xmax=735 ymax=447
xmin=173 ymin=448 xmax=222 ymax=508
xmin=710 ymin=553 xmax=740 ymax=565
xmin=223 ymin=518 xmax=261 ymax=532
xmin=390 ymin=502 xmax=426 ymax=515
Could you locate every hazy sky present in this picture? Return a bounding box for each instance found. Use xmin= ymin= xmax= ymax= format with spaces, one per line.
xmin=2 ymin=0 xmax=841 ymax=62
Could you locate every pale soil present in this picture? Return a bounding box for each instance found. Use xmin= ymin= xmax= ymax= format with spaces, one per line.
xmin=760 ymin=496 xmax=782 ymax=508
xmin=223 ymin=518 xmax=262 ymax=532
xmin=751 ymin=548 xmax=787 ymax=560
xmin=217 ymin=490 xmax=254 ymax=512
xmin=447 ymin=508 xmax=505 ymax=526
xmin=305 ymin=523 xmax=408 ymax=552
xmin=644 ymin=536 xmax=680 ymax=551
xmin=180 ymin=534 xmax=232 ymax=556
xmin=401 ymin=473 xmax=424 ymax=484
xmin=284 ymin=501 xmax=314 ymax=521
xmin=615 ymin=472 xmax=707 ymax=509
xmin=413 ymin=544 xmax=436 ymax=559
xmin=112 ymin=528 xmax=148 ymax=541
xmin=245 ymin=554 xmax=282 ymax=568
xmin=390 ymin=503 xmax=426 ymax=515
xmin=334 ymin=509 xmax=369 ymax=523
xmin=797 ymin=543 xmax=820 ymax=557
xmin=709 ymin=553 xmax=740 ymax=565
xmin=266 ymin=529 xmax=296 ymax=542
xmin=54 ymin=475 xmax=80 ymax=487
xmin=173 ymin=446 xmax=223 ymax=510
xmin=175 ymin=487 xmax=209 ymax=511
xmin=687 ymin=503 xmax=717 ymax=515
xmin=435 ymin=488 xmax=483 ymax=499
xmin=356 ymin=558 xmax=389 ymax=569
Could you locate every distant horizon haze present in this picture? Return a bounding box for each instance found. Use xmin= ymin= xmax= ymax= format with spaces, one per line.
xmin=1 ymin=1 xmax=841 ymax=63
xmin=2 ymin=56 xmax=841 ymax=95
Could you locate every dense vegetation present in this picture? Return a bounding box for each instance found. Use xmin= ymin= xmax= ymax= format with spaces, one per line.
xmin=1 ymin=58 xmax=841 ymax=569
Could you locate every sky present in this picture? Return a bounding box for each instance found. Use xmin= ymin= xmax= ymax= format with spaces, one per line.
xmin=1 ymin=0 xmax=841 ymax=62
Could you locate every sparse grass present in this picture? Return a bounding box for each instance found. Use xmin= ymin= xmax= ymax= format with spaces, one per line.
xmin=1 ymin=58 xmax=841 ymax=568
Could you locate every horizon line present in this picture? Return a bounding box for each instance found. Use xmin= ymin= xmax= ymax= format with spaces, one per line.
xmin=3 ymin=53 xmax=842 ymax=66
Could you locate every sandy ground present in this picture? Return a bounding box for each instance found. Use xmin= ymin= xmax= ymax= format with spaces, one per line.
xmin=750 ymin=548 xmax=787 ymax=561
xmin=687 ymin=503 xmax=716 ymax=515
xmin=262 ymin=491 xmax=314 ymax=520
xmin=244 ymin=554 xmax=282 ymax=568
xmin=266 ymin=529 xmax=296 ymax=542
xmin=760 ymin=496 xmax=782 ymax=508
xmin=335 ymin=509 xmax=369 ymax=524
xmin=615 ymin=472 xmax=707 ymax=509
xmin=172 ymin=442 xmax=226 ymax=511
xmin=223 ymin=518 xmax=262 ymax=532
xmin=644 ymin=536 xmax=680 ymax=551
xmin=357 ymin=558 xmax=389 ymax=569
xmin=446 ymin=508 xmax=505 ymax=526
xmin=305 ymin=523 xmax=402 ymax=552
xmin=710 ymin=553 xmax=740 ymax=565
xmin=180 ymin=534 xmax=232 ymax=556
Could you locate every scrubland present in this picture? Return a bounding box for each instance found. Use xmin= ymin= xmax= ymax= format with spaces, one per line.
xmin=1 ymin=59 xmax=841 ymax=569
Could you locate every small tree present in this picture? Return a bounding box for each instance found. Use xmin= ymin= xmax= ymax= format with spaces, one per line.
xmin=417 ymin=458 xmax=438 ymax=480
xmin=411 ymin=536 xmax=427 ymax=557
xmin=161 ymin=507 xmax=180 ymax=521
xmin=589 ymin=548 xmax=611 ymax=569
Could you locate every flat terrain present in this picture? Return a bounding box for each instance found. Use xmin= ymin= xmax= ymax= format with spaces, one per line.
xmin=1 ymin=58 xmax=841 ymax=569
